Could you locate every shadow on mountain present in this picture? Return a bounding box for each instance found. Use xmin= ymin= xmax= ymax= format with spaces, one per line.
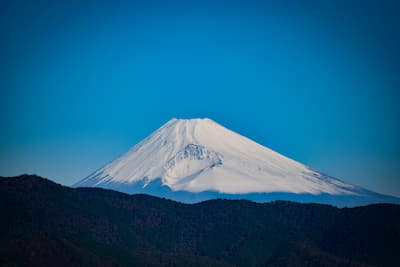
xmin=1 ymin=174 xmax=400 ymax=267
xmin=96 ymin=177 xmax=400 ymax=207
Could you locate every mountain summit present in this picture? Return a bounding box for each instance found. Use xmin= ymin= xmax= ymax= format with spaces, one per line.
xmin=74 ymin=118 xmax=399 ymax=207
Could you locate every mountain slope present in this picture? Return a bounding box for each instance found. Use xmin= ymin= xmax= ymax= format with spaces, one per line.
xmin=2 ymin=175 xmax=400 ymax=267
xmin=74 ymin=118 xmax=399 ymax=207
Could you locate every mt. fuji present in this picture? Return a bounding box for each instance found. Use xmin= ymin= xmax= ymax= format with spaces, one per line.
xmin=74 ymin=118 xmax=399 ymax=207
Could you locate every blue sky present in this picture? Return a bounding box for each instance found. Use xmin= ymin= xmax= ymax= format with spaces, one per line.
xmin=1 ymin=0 xmax=399 ymax=196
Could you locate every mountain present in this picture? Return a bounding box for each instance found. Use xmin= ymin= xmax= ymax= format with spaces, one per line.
xmin=74 ymin=118 xmax=400 ymax=207
xmin=2 ymin=175 xmax=400 ymax=267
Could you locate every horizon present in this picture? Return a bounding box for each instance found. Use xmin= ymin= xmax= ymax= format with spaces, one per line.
xmin=1 ymin=0 xmax=399 ymax=197
xmin=4 ymin=116 xmax=400 ymax=198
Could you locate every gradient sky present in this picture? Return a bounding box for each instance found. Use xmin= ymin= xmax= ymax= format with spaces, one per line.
xmin=1 ymin=0 xmax=399 ymax=197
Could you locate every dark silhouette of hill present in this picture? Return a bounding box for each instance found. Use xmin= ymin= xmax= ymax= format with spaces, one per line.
xmin=1 ymin=175 xmax=399 ymax=267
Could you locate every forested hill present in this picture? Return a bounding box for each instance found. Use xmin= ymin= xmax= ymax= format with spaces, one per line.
xmin=1 ymin=175 xmax=399 ymax=267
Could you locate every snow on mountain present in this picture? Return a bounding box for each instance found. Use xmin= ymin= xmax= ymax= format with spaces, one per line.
xmin=74 ymin=118 xmax=399 ymax=207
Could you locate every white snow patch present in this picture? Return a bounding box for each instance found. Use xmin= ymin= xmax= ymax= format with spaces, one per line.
xmin=75 ymin=118 xmax=358 ymax=195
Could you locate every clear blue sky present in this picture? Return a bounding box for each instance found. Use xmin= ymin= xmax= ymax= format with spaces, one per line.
xmin=1 ymin=0 xmax=399 ymax=197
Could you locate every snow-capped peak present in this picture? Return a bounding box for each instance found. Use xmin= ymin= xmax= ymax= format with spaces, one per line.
xmin=75 ymin=118 xmax=358 ymax=196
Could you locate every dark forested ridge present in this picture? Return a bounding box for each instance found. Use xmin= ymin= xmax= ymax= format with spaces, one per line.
xmin=1 ymin=175 xmax=399 ymax=267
